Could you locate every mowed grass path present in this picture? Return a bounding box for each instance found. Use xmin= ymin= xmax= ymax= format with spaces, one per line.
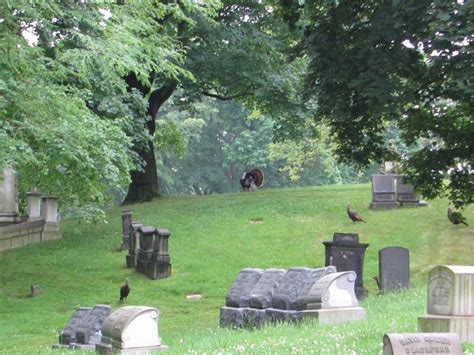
xmin=0 ymin=183 xmax=473 ymax=353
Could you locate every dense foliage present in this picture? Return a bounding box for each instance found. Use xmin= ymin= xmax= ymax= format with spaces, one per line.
xmin=283 ymin=0 xmax=474 ymax=209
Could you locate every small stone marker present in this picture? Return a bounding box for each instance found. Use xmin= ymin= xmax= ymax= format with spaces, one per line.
xmin=370 ymin=174 xmax=398 ymax=210
xmin=30 ymin=285 xmax=40 ymax=297
xmin=225 ymin=268 xmax=264 ymax=308
xmin=378 ymin=247 xmax=409 ymax=294
xmin=383 ymin=333 xmax=463 ymax=355
xmin=418 ymin=265 xmax=474 ymax=342
xmin=96 ymin=306 xmax=167 ymax=353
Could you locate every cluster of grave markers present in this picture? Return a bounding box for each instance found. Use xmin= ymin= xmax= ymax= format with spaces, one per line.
xmin=220 ymin=266 xmax=365 ymax=328
xmin=371 ymin=174 xmax=427 ymax=210
xmin=122 ymin=210 xmax=171 ymax=279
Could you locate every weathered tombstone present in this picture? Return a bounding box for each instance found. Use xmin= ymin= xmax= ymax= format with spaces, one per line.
xmin=30 ymin=285 xmax=40 ymax=297
xmin=59 ymin=307 xmax=93 ymax=345
xmin=0 ymin=168 xmax=21 ymax=225
xmin=26 ymin=188 xmax=42 ymax=220
xmin=395 ymin=176 xmax=420 ymax=207
xmin=121 ymin=210 xmax=132 ymax=250
xmin=75 ymin=305 xmax=112 ymax=347
xmin=298 ymin=271 xmax=365 ymax=324
xmin=370 ymin=174 xmax=398 ymax=210
xmin=41 ymin=196 xmax=62 ymax=241
xmin=383 ymin=333 xmax=463 ymax=355
xmin=136 ymin=226 xmax=156 ymax=277
xmin=378 ymin=247 xmax=409 ymax=294
xmin=249 ymin=268 xmax=286 ymax=309
xmin=149 ymin=229 xmax=172 ymax=279
xmin=418 ymin=265 xmax=474 ymax=342
xmin=323 ymin=233 xmax=369 ymax=299
xmin=96 ymin=306 xmax=167 ymax=353
xmin=126 ymin=221 xmax=143 ymax=268
xmin=295 ymin=266 xmax=337 ymax=310
xmin=220 ymin=268 xmax=263 ymax=328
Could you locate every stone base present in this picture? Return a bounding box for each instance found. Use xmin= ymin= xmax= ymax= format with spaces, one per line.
xmin=125 ymin=255 xmax=136 ymax=268
xmin=265 ymin=308 xmax=303 ymax=324
xmin=370 ymin=202 xmax=398 ymax=210
xmin=42 ymin=222 xmax=62 ymax=241
xmin=95 ymin=343 xmax=168 ymax=354
xmin=148 ymin=262 xmax=171 ymax=279
xmin=418 ymin=314 xmax=474 ymax=342
xmin=399 ymin=202 xmax=420 ymax=208
xmin=220 ymin=306 xmax=245 ymax=328
xmin=0 ymin=212 xmax=21 ymax=225
xmin=53 ymin=343 xmax=96 ymax=350
xmin=242 ymin=308 xmax=267 ymax=328
xmin=419 ymin=200 xmax=429 ymax=207
xmin=301 ymin=307 xmax=365 ymax=325
xmin=121 ymin=236 xmax=130 ymax=250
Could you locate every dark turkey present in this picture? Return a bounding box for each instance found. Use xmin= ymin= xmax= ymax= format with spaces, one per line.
xmin=447 ymin=207 xmax=468 ymax=226
xmin=347 ymin=205 xmax=367 ymax=223
xmin=240 ymin=168 xmax=264 ymax=192
xmin=120 ymin=278 xmax=130 ymax=302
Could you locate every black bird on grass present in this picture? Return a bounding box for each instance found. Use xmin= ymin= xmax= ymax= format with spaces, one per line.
xmin=347 ymin=205 xmax=367 ymax=223
xmin=447 ymin=207 xmax=468 ymax=226
xmin=120 ymin=278 xmax=130 ymax=303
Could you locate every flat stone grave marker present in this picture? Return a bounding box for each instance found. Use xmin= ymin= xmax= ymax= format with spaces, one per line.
xmin=271 ymin=267 xmax=312 ymax=310
xmin=59 ymin=307 xmax=93 ymax=345
xmin=378 ymin=246 xmax=409 ymax=294
xmin=248 ymin=268 xmax=286 ymax=309
xmin=225 ymin=268 xmax=264 ymax=308
xmin=75 ymin=304 xmax=112 ymax=345
xmin=383 ymin=333 xmax=463 ymax=355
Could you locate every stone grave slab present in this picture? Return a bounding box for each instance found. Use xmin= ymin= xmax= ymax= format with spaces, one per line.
xmin=225 ymin=268 xmax=263 ymax=308
xmin=418 ymin=265 xmax=474 ymax=342
xmin=58 ymin=307 xmax=93 ymax=345
xmin=395 ymin=176 xmax=420 ymax=207
xmin=378 ymin=247 xmax=409 ymax=294
xmin=75 ymin=304 xmax=112 ymax=347
xmin=96 ymin=306 xmax=167 ymax=354
xmin=383 ymin=333 xmax=463 ymax=355
xmin=370 ymin=174 xmax=398 ymax=210
xmin=296 ymin=266 xmax=337 ymax=310
xmin=248 ymin=268 xmax=286 ymax=309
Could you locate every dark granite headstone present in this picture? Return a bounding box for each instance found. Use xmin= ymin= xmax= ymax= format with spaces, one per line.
xmin=248 ymin=268 xmax=286 ymax=309
xmin=323 ymin=233 xmax=369 ymax=299
xmin=75 ymin=304 xmax=112 ymax=345
xmin=378 ymin=247 xmax=409 ymax=294
xmin=370 ymin=174 xmax=397 ymax=209
xmin=271 ymin=267 xmax=312 ymax=310
xmin=225 ymin=268 xmax=264 ymax=308
xmin=59 ymin=307 xmax=93 ymax=345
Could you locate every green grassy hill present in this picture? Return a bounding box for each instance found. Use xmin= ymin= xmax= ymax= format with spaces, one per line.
xmin=0 ymin=183 xmax=473 ymax=353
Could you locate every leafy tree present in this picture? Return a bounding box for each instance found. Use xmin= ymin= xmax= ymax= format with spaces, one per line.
xmin=283 ymin=0 xmax=474 ymax=209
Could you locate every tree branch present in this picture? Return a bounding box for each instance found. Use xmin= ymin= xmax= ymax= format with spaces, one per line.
xmin=202 ymin=90 xmax=249 ymax=101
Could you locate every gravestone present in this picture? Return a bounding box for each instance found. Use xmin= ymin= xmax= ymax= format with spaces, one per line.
xmin=75 ymin=305 xmax=112 ymax=347
xmin=378 ymin=247 xmax=409 ymax=294
xmin=383 ymin=333 xmax=463 ymax=355
xmin=149 ymin=229 xmax=172 ymax=279
xmin=57 ymin=305 xmax=112 ymax=349
xmin=220 ymin=268 xmax=263 ymax=328
xmin=249 ymin=268 xmax=286 ymax=309
xmin=136 ymin=226 xmax=156 ymax=276
xmin=395 ymin=176 xmax=420 ymax=207
xmin=370 ymin=174 xmax=398 ymax=210
xmin=298 ymin=271 xmax=365 ymax=324
xmin=418 ymin=265 xmax=474 ymax=342
xmin=121 ymin=210 xmax=132 ymax=250
xmin=323 ymin=233 xmax=369 ymax=299
xmin=126 ymin=221 xmax=143 ymax=268
xmin=0 ymin=168 xmax=20 ymax=225
xmin=59 ymin=307 xmax=93 ymax=345
xmin=295 ymin=266 xmax=337 ymax=310
xmin=96 ymin=306 xmax=167 ymax=354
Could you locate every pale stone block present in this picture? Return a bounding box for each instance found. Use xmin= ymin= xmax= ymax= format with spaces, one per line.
xmin=383 ymin=333 xmax=463 ymax=355
xmin=418 ymin=314 xmax=474 ymax=342
xmin=301 ymin=307 xmax=365 ymax=325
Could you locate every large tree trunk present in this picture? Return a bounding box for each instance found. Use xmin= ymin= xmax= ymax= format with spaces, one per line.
xmin=122 ymin=76 xmax=177 ymax=204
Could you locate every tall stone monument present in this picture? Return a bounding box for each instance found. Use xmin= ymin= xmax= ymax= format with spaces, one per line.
xmin=0 ymin=168 xmax=20 ymax=225
xmin=418 ymin=265 xmax=474 ymax=342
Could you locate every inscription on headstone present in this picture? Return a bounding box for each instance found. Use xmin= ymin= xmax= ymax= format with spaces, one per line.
xmin=226 ymin=268 xmax=264 ymax=308
xmin=382 ymin=333 xmax=463 ymax=355
xmin=379 ymin=247 xmax=409 ymax=294
xmin=271 ymin=268 xmax=312 ymax=310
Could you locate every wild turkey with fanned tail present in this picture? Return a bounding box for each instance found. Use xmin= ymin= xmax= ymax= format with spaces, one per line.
xmin=347 ymin=205 xmax=367 ymax=223
xmin=447 ymin=207 xmax=468 ymax=226
xmin=240 ymin=168 xmax=264 ymax=192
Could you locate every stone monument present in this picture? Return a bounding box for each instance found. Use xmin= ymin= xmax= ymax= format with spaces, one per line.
xmin=323 ymin=233 xmax=369 ymax=298
xmin=121 ymin=210 xmax=132 ymax=250
xmin=96 ymin=306 xmax=168 ymax=353
xmin=378 ymin=247 xmax=409 ymax=294
xmin=395 ymin=176 xmax=420 ymax=207
xmin=126 ymin=221 xmax=143 ymax=268
xmin=370 ymin=174 xmax=398 ymax=210
xmin=0 ymin=168 xmax=20 ymax=225
xmin=418 ymin=265 xmax=474 ymax=342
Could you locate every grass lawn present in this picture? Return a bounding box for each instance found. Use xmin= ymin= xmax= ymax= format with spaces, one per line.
xmin=0 ymin=183 xmax=473 ymax=353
